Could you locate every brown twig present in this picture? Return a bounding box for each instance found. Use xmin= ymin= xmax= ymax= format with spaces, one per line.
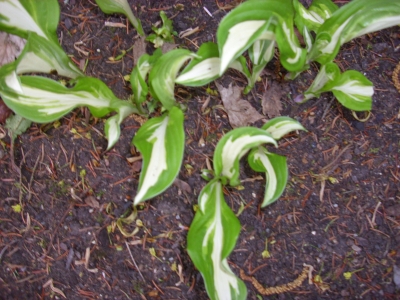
xmin=240 ymin=265 xmax=311 ymax=295
xmin=392 ymin=61 xmax=400 ymax=93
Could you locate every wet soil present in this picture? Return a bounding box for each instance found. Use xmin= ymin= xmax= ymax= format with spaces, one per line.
xmin=0 ymin=0 xmax=399 ymax=299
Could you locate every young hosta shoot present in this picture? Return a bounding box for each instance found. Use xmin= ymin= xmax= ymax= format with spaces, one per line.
xmin=262 ymin=116 xmax=307 ymax=140
xmin=245 ymin=38 xmax=275 ymax=93
xmin=188 ymin=117 xmax=306 ymax=300
xmin=132 ymin=107 xmax=185 ymax=205
xmin=0 ymin=0 xmax=82 ymax=78
xmin=15 ymin=33 xmax=82 ymax=79
xmin=148 ymin=49 xmax=196 ymax=110
xmin=175 ymin=42 xmax=221 ymax=87
xmin=248 ymin=148 xmax=288 ymax=207
xmin=146 ymin=11 xmax=176 ymax=48
xmin=217 ymin=0 xmax=307 ymax=74
xmin=175 ymin=42 xmax=251 ymax=87
xmin=213 ymin=127 xmax=277 ymax=187
xmin=293 ymin=0 xmax=338 ymax=35
xmin=130 ymin=49 xmax=162 ymax=111
xmin=187 ymin=179 xmax=247 ymax=300
xmin=0 ymin=65 xmax=120 ymax=123
xmin=297 ymin=62 xmax=374 ymax=111
xmin=307 ymin=0 xmax=400 ymax=65
xmin=104 ymin=101 xmax=138 ymax=150
xmin=326 ymin=70 xmax=374 ymax=112
xmin=0 ymin=0 xmax=60 ymax=44
xmin=94 ymin=0 xmax=144 ymax=36
xmin=297 ymin=62 xmax=340 ymax=102
xmin=254 ymin=116 xmax=307 ymax=207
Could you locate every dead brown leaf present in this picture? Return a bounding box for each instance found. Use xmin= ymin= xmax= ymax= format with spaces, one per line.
xmin=261 ymin=80 xmax=284 ymax=117
xmin=132 ymin=37 xmax=147 ymax=66
xmin=161 ymin=42 xmax=178 ymax=54
xmin=0 ymin=32 xmax=26 ymax=67
xmin=216 ymin=83 xmax=264 ymax=128
xmin=173 ymin=178 xmax=192 ymax=193
xmin=84 ymin=196 xmax=100 ymax=209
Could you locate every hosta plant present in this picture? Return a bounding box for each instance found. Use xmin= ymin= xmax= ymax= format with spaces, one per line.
xmin=187 ymin=118 xmax=306 ymax=300
xmin=212 ymin=0 xmax=400 ymax=111
xmin=1 ymin=0 xmax=399 ymax=299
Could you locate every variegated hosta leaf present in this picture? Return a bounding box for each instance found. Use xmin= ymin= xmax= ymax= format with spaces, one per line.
xmin=176 ymin=42 xmax=251 ymax=87
xmin=248 ymin=147 xmax=288 ymax=207
xmin=262 ymin=116 xmax=307 ymax=140
xmin=213 ymin=127 xmax=277 ymax=186
xmin=293 ymin=0 xmax=338 ymax=34
xmin=175 ymin=42 xmax=220 ymax=87
xmin=245 ymin=39 xmax=275 ymax=93
xmin=308 ymin=0 xmax=400 ymax=64
xmin=15 ymin=32 xmax=82 ymax=79
xmin=300 ymin=63 xmax=373 ymax=111
xmin=149 ymin=49 xmax=196 ymax=110
xmin=0 ymin=0 xmax=60 ymax=44
xmin=187 ymin=179 xmax=247 ymax=300
xmin=326 ymin=70 xmax=373 ymax=111
xmin=217 ymin=0 xmax=307 ymax=74
xmin=104 ymin=101 xmax=139 ymax=150
xmin=130 ymin=49 xmax=162 ymax=109
xmin=249 ymin=38 xmax=275 ymax=66
xmin=299 ymin=62 xmax=340 ymax=102
xmin=0 ymin=64 xmax=117 ymax=123
xmin=133 ymin=107 xmax=184 ymax=205
xmin=94 ymin=0 xmax=144 ymax=36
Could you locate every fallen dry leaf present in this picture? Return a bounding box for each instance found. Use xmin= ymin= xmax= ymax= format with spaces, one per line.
xmin=84 ymin=196 xmax=100 ymax=209
xmin=216 ymin=82 xmax=264 ymax=128
xmin=132 ymin=36 xmax=147 ymax=66
xmin=386 ymin=204 xmax=400 ymax=217
xmin=161 ymin=42 xmax=178 ymax=54
xmin=261 ymin=80 xmax=284 ymax=117
xmin=43 ymin=279 xmax=66 ymax=299
xmin=173 ymin=178 xmax=192 ymax=193
xmin=0 ymin=32 xmax=26 ymax=67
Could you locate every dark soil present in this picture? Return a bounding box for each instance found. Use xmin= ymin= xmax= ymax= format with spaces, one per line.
xmin=1 ymin=0 xmax=400 ymax=299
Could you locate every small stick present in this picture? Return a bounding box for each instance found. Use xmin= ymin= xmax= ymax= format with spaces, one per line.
xmin=371 ymin=201 xmax=381 ymax=226
xmin=125 ymin=241 xmax=145 ymax=281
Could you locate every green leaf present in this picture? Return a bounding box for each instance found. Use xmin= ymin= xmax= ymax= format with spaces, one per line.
xmin=248 ymin=147 xmax=288 ymax=207
xmin=213 ymin=127 xmax=277 ymax=186
xmin=176 ymin=42 xmax=250 ymax=87
xmin=5 ymin=113 xmax=31 ymax=141
xmin=0 ymin=0 xmax=60 ymax=44
xmin=94 ymin=0 xmax=144 ymax=36
xmin=262 ymin=116 xmax=307 ymax=140
xmin=293 ymin=0 xmax=338 ymax=34
xmin=130 ymin=49 xmax=162 ymax=109
xmin=0 ymin=65 xmax=118 ymax=123
xmin=301 ymin=62 xmax=341 ymax=101
xmin=146 ymin=11 xmax=175 ymax=48
xmin=249 ymin=38 xmax=275 ymax=66
xmin=149 ymin=49 xmax=196 ymax=110
xmin=15 ymin=32 xmax=82 ymax=79
xmin=176 ymin=42 xmax=220 ymax=87
xmin=217 ymin=0 xmax=307 ymax=74
xmin=104 ymin=101 xmax=139 ymax=150
xmin=308 ymin=0 xmax=400 ymax=64
xmin=327 ymin=70 xmax=373 ymax=111
xmin=246 ymin=39 xmax=275 ymax=93
xmin=187 ymin=179 xmax=247 ymax=300
xmin=300 ymin=63 xmax=373 ymax=111
xmin=133 ymin=107 xmax=185 ymax=205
